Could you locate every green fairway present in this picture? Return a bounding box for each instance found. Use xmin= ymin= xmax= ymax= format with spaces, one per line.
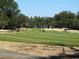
xmin=0 ymin=29 xmax=79 ymax=47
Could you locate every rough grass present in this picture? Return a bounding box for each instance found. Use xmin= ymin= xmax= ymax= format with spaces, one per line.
xmin=0 ymin=28 xmax=79 ymax=47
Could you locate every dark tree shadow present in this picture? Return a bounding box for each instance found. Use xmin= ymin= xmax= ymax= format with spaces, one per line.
xmin=36 ymin=52 xmax=79 ymax=59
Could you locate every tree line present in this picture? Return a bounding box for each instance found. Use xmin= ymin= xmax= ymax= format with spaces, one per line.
xmin=0 ymin=0 xmax=79 ymax=30
xmin=27 ymin=11 xmax=79 ymax=30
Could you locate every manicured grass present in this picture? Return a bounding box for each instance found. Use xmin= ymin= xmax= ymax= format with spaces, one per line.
xmin=0 ymin=28 xmax=79 ymax=47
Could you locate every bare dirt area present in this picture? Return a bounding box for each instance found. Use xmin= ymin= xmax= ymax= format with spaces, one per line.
xmin=0 ymin=41 xmax=63 ymax=57
xmin=44 ymin=28 xmax=79 ymax=33
xmin=44 ymin=28 xmax=65 ymax=32
xmin=0 ymin=30 xmax=17 ymax=34
xmin=0 ymin=41 xmax=79 ymax=57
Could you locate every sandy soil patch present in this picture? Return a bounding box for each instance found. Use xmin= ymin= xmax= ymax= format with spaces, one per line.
xmin=0 ymin=41 xmax=78 ymax=57
xmin=0 ymin=41 xmax=62 ymax=56
xmin=44 ymin=28 xmax=79 ymax=33
xmin=44 ymin=28 xmax=64 ymax=32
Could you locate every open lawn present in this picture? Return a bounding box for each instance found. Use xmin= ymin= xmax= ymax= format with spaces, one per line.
xmin=0 ymin=28 xmax=79 ymax=47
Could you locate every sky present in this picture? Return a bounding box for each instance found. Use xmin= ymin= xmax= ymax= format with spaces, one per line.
xmin=16 ymin=0 xmax=79 ymax=17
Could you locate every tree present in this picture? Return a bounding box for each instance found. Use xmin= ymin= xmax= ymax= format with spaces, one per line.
xmin=0 ymin=13 xmax=9 ymax=29
xmin=54 ymin=11 xmax=75 ymax=28
xmin=18 ymin=14 xmax=28 ymax=28
xmin=0 ymin=0 xmax=23 ymax=29
xmin=0 ymin=0 xmax=20 ymax=18
xmin=77 ymin=12 xmax=79 ymax=19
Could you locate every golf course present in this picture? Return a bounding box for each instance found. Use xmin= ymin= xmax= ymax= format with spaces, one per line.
xmin=0 ymin=0 xmax=79 ymax=59
xmin=0 ymin=28 xmax=79 ymax=47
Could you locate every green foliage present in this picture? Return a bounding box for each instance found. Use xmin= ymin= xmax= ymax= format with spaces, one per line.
xmin=28 ymin=16 xmax=53 ymax=28
xmin=54 ymin=11 xmax=79 ymax=29
xmin=0 ymin=0 xmax=19 ymax=18
xmin=0 ymin=0 xmax=79 ymax=30
xmin=24 ymin=11 xmax=79 ymax=30
xmin=0 ymin=13 xmax=9 ymax=29
xmin=77 ymin=12 xmax=79 ymax=19
xmin=0 ymin=0 xmax=27 ymax=29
